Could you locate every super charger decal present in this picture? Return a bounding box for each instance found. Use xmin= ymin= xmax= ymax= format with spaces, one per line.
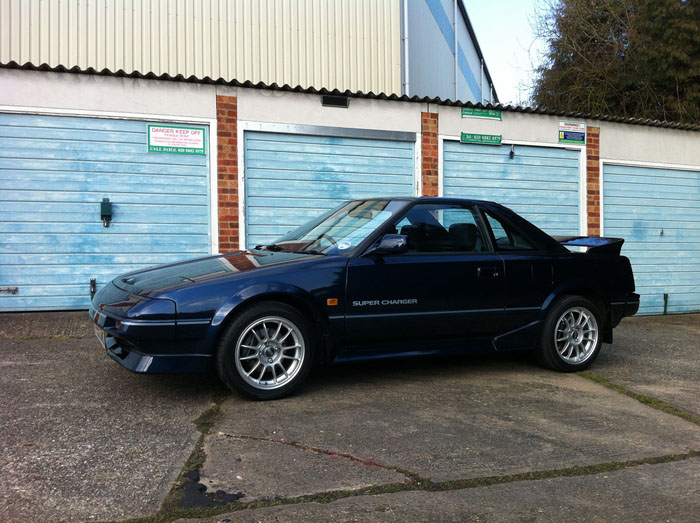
xmin=352 ymin=299 xmax=418 ymax=307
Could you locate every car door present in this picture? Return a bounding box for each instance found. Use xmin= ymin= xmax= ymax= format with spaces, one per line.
xmin=343 ymin=202 xmax=506 ymax=352
xmin=480 ymin=207 xmax=555 ymax=348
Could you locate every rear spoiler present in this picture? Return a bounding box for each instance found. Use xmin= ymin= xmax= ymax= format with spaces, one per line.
xmin=553 ymin=236 xmax=625 ymax=255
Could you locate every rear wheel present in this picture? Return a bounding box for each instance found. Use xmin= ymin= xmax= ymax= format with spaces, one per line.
xmin=536 ymin=295 xmax=603 ymax=372
xmin=216 ymin=301 xmax=316 ymax=400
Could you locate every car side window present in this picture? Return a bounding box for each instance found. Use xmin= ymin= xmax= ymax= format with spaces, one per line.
xmin=393 ymin=204 xmax=487 ymax=253
xmin=483 ymin=210 xmax=536 ymax=251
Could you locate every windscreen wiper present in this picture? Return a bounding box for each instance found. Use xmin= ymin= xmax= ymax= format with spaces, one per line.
xmin=255 ymin=243 xmax=327 ymax=255
xmin=254 ymin=243 xmax=285 ymax=252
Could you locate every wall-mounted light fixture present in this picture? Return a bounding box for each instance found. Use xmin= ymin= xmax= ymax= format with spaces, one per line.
xmin=101 ymin=198 xmax=112 ymax=227
xmin=509 ymin=144 xmax=515 ymax=159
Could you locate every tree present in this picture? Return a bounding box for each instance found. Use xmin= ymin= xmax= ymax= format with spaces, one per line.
xmin=532 ymin=0 xmax=700 ymax=124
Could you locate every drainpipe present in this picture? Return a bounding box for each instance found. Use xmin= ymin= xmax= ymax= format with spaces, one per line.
xmin=402 ymin=0 xmax=410 ymax=96
xmin=480 ymin=59 xmax=484 ymax=103
xmin=454 ymin=0 xmax=458 ymax=100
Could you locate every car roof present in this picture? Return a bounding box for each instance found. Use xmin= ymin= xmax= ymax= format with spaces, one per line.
xmin=360 ymin=196 xmax=494 ymax=205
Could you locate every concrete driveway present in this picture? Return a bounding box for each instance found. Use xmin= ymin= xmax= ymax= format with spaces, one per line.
xmin=1 ymin=312 xmax=698 ymax=522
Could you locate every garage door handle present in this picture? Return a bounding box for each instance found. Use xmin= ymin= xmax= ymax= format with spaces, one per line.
xmin=477 ymin=266 xmax=500 ymax=279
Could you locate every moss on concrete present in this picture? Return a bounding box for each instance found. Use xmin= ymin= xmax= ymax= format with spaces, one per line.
xmin=580 ymin=371 xmax=700 ymax=426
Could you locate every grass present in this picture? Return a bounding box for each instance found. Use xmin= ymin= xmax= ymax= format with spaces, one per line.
xmin=579 ymin=371 xmax=700 ymax=427
xmin=118 ymin=449 xmax=700 ymax=523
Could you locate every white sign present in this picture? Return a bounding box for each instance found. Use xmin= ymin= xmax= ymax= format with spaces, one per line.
xmin=148 ymin=125 xmax=206 ymax=155
xmin=558 ymin=121 xmax=586 ymax=144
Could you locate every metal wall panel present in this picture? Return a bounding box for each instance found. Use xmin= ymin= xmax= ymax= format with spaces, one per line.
xmin=603 ymin=163 xmax=700 ymax=315
xmin=408 ymin=0 xmax=490 ymax=102
xmin=244 ymin=131 xmax=415 ymax=248
xmin=0 ymin=0 xmax=402 ymax=95
xmin=0 ymin=112 xmax=211 ymax=311
xmin=408 ymin=0 xmax=456 ymax=101
xmin=443 ymin=142 xmax=581 ymax=236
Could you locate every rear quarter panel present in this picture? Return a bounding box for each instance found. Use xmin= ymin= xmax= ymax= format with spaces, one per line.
xmin=548 ymin=252 xmax=635 ymax=311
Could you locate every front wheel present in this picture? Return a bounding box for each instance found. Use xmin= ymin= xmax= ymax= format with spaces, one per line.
xmin=216 ymin=301 xmax=316 ymax=400
xmin=536 ymin=296 xmax=603 ymax=372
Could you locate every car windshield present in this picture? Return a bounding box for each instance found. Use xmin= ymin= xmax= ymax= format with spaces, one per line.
xmin=260 ymin=199 xmax=407 ymax=255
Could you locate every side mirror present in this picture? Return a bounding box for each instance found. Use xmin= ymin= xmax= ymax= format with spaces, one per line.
xmin=373 ymin=234 xmax=408 ymax=255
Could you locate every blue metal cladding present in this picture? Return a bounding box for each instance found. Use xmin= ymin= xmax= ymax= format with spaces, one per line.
xmin=0 ymin=113 xmax=211 ymax=311
xmin=603 ymin=163 xmax=700 ymax=315
xmin=443 ymin=142 xmax=581 ymax=236
xmin=244 ymin=131 xmax=415 ymax=248
xmin=413 ymin=0 xmax=483 ymax=102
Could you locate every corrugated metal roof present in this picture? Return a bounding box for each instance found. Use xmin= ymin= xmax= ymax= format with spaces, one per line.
xmin=3 ymin=60 xmax=700 ymax=133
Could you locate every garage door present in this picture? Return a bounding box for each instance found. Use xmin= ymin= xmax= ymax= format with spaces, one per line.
xmin=443 ymin=142 xmax=581 ymax=236
xmin=0 ymin=113 xmax=211 ymax=312
xmin=244 ymin=131 xmax=416 ymax=247
xmin=603 ymin=163 xmax=700 ymax=315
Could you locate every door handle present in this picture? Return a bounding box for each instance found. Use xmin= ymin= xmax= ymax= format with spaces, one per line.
xmin=477 ymin=266 xmax=501 ymax=279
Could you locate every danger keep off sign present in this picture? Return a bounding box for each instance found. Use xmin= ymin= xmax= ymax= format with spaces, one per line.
xmin=148 ymin=125 xmax=206 ymax=155
xmin=558 ymin=121 xmax=586 ymax=145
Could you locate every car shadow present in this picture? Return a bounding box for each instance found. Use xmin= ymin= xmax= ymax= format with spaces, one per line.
xmin=302 ymin=349 xmax=539 ymax=395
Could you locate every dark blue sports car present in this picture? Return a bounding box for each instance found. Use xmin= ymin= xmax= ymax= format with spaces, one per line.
xmin=90 ymin=197 xmax=639 ymax=399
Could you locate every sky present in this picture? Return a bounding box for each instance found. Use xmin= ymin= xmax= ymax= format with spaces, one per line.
xmin=465 ymin=0 xmax=546 ymax=106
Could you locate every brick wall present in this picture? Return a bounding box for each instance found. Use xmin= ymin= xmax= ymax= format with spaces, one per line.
xmin=586 ymin=126 xmax=601 ymax=236
xmin=421 ymin=112 xmax=439 ymax=197
xmin=216 ymin=95 xmax=239 ymax=252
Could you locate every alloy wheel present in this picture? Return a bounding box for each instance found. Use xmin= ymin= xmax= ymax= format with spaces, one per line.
xmin=234 ymin=316 xmax=305 ymax=390
xmin=553 ymin=306 xmax=599 ymax=364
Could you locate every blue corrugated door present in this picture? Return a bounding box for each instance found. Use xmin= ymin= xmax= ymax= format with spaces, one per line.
xmin=244 ymin=131 xmax=415 ymax=247
xmin=603 ymin=163 xmax=700 ymax=315
xmin=443 ymin=142 xmax=581 ymax=236
xmin=0 ymin=113 xmax=211 ymax=311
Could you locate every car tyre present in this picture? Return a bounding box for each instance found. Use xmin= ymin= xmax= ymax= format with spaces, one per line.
xmin=216 ymin=301 xmax=316 ymax=400
xmin=536 ymin=295 xmax=603 ymax=372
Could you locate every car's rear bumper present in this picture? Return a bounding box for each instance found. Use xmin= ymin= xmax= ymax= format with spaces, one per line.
xmin=623 ymin=293 xmax=641 ymax=317
xmin=610 ymin=293 xmax=640 ymax=326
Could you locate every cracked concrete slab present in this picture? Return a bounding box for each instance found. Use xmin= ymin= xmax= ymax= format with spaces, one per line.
xmin=185 ymin=457 xmax=700 ymax=522
xmin=212 ymin=354 xmax=700 ymax=484
xmin=0 ymin=335 xmax=219 ymax=522
xmin=200 ymin=433 xmax=406 ymax=502
xmin=595 ymin=314 xmax=700 ymax=417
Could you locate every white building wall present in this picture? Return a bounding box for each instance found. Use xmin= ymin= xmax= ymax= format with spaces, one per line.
xmin=437 ymin=105 xmax=700 ymax=167
xmin=0 ymin=69 xmax=217 ymax=119
xmin=233 ymin=86 xmax=421 ymax=133
xmin=600 ymin=122 xmax=700 ymax=167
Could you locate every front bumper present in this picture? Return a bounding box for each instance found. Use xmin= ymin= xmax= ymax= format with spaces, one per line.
xmin=89 ymin=296 xmax=213 ymax=374
xmin=105 ymin=339 xmax=212 ymax=374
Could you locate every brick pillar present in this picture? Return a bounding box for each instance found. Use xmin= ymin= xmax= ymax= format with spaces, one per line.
xmin=216 ymin=95 xmax=239 ymax=252
xmin=586 ymin=126 xmax=601 ymax=236
xmin=421 ymin=112 xmax=439 ymax=197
